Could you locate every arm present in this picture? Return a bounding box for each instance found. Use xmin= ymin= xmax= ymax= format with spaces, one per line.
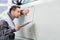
xmin=5 ymin=26 xmax=21 ymax=35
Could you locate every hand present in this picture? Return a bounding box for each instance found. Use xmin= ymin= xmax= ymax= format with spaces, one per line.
xmin=15 ymin=25 xmax=21 ymax=31
xmin=22 ymin=9 xmax=29 ymax=15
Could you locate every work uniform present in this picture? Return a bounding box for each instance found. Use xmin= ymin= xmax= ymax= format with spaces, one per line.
xmin=0 ymin=10 xmax=17 ymax=40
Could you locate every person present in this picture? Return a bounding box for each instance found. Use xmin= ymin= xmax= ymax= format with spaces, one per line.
xmin=0 ymin=20 xmax=16 ymax=40
xmin=0 ymin=5 xmax=29 ymax=40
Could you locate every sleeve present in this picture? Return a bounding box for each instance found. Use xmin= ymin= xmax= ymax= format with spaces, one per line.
xmin=11 ymin=29 xmax=16 ymax=32
xmin=5 ymin=29 xmax=16 ymax=35
xmin=8 ymin=29 xmax=16 ymax=33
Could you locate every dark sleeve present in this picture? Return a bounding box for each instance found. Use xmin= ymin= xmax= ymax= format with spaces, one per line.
xmin=5 ymin=29 xmax=16 ymax=35
xmin=11 ymin=29 xmax=16 ymax=32
xmin=8 ymin=26 xmax=16 ymax=32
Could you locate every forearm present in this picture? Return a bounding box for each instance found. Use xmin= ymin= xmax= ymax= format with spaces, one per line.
xmin=5 ymin=29 xmax=16 ymax=35
xmin=7 ymin=29 xmax=16 ymax=33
